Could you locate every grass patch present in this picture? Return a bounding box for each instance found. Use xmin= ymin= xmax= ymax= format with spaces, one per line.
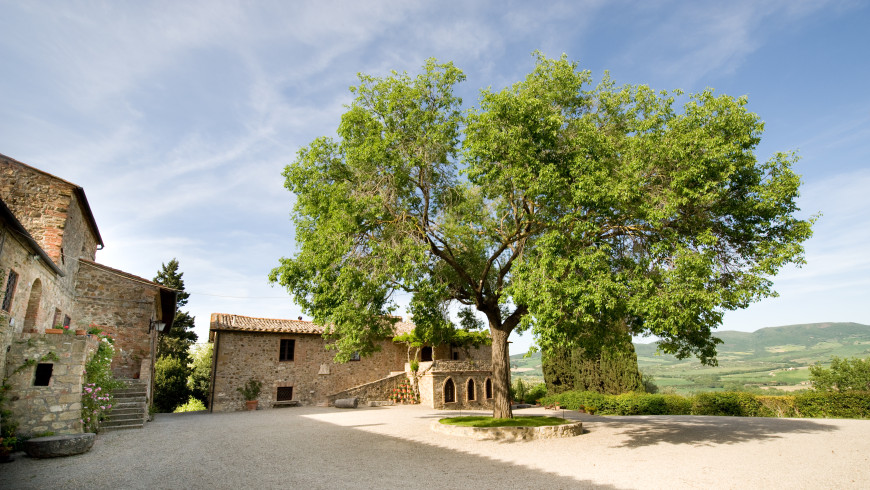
xmin=439 ymin=416 xmax=571 ymax=428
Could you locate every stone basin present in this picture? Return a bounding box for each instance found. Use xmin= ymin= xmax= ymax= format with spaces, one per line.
xmin=24 ymin=433 xmax=95 ymax=458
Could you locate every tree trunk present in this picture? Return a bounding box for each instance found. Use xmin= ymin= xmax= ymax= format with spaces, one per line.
xmin=490 ymin=327 xmax=513 ymax=418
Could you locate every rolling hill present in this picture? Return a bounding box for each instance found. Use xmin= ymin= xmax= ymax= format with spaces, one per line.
xmin=510 ymin=322 xmax=870 ymax=394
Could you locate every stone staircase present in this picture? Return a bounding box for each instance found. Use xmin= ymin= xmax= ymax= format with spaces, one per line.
xmin=101 ymin=379 xmax=148 ymax=431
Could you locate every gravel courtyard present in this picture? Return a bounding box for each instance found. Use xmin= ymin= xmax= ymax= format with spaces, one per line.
xmin=2 ymin=405 xmax=868 ymax=489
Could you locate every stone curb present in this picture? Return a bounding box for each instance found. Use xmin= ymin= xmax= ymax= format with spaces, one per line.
xmin=430 ymin=419 xmax=583 ymax=441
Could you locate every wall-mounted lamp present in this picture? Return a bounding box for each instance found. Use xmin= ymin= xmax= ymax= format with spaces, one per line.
xmin=150 ymin=320 xmax=167 ymax=333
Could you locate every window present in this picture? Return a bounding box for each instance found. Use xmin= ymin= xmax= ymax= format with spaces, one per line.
xmin=350 ymin=351 xmax=361 ymax=361
xmin=420 ymin=346 xmax=433 ymax=362
xmin=52 ymin=308 xmax=62 ymax=328
xmin=443 ymin=378 xmax=455 ymax=403
xmin=34 ymin=363 xmax=53 ymax=386
xmin=279 ymin=339 xmax=295 ymax=361
xmin=63 ymin=315 xmax=71 ymax=327
xmin=451 ymin=351 xmax=459 ymax=360
xmin=2 ymin=269 xmax=18 ymax=311
xmin=485 ymin=378 xmax=493 ymax=399
xmin=277 ymin=386 xmax=294 ymax=401
xmin=467 ymin=378 xmax=476 ymax=401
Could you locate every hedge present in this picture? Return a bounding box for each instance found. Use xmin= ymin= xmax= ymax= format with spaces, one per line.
xmin=538 ymin=390 xmax=870 ymax=419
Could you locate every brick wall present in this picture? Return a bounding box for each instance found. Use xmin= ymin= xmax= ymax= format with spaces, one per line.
xmin=210 ymin=330 xmax=408 ymax=412
xmin=3 ymin=332 xmax=100 ymax=436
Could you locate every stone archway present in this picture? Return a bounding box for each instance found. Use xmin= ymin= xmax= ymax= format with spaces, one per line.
xmin=23 ymin=278 xmax=42 ymax=332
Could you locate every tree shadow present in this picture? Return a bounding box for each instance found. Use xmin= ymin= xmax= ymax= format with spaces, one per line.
xmin=578 ymin=414 xmax=841 ymax=448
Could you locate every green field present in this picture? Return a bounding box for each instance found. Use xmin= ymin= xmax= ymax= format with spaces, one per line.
xmin=511 ymin=322 xmax=870 ymax=395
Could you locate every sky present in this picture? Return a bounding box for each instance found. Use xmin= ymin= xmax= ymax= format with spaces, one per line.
xmin=1 ymin=0 xmax=868 ymax=355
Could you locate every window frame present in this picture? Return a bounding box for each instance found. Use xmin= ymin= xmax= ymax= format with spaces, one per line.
xmin=2 ymin=269 xmax=18 ymax=312
xmin=279 ymin=338 xmax=295 ymax=362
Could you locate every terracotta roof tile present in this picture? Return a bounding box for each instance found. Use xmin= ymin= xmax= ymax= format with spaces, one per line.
xmin=210 ymin=313 xmax=416 ymax=336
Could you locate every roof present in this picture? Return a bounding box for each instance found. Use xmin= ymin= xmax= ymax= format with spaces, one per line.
xmin=0 ymin=152 xmax=104 ymax=248
xmin=209 ymin=313 xmax=417 ymax=339
xmin=0 ymin=197 xmax=65 ymax=276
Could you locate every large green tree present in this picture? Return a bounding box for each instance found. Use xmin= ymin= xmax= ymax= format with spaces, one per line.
xmin=270 ymin=54 xmax=814 ymax=418
xmin=153 ymin=259 xmax=197 ymax=412
xmin=153 ymin=259 xmax=197 ymax=363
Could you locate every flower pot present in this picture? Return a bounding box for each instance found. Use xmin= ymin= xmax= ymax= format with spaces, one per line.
xmin=75 ymin=329 xmax=87 ymax=336
xmin=245 ymin=400 xmax=258 ymax=411
xmin=45 ymin=328 xmax=63 ymax=334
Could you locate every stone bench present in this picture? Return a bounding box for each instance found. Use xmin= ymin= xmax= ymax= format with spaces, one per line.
xmin=273 ymin=400 xmax=300 ymax=407
xmin=25 ymin=433 xmax=95 ymax=458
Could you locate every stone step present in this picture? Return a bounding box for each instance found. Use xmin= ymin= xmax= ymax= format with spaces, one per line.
xmin=114 ymin=389 xmax=147 ymax=397
xmin=107 ymin=406 xmax=145 ymax=414
xmin=100 ymin=423 xmax=144 ymax=432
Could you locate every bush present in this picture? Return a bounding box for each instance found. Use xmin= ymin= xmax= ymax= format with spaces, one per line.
xmin=154 ymin=356 xmax=191 ymax=413
xmin=82 ymin=336 xmax=121 ymax=432
xmin=173 ymin=396 xmax=207 ymax=413
xmin=187 ymin=343 xmax=212 ymax=407
xmin=539 ymin=389 xmax=870 ymax=419
xmin=794 ymin=391 xmax=870 ymax=418
xmin=525 ymin=383 xmax=547 ymax=404
xmin=691 ymin=391 xmax=767 ymax=417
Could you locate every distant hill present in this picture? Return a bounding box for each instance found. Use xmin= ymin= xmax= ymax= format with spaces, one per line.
xmin=511 ymin=322 xmax=870 ymax=394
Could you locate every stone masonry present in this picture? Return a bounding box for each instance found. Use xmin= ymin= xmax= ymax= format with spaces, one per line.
xmin=4 ymin=333 xmax=100 ymax=435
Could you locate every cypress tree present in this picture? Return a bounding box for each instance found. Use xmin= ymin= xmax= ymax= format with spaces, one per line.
xmin=543 ymin=324 xmax=643 ymax=395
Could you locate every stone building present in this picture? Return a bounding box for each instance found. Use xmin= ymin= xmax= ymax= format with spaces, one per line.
xmin=1 ymin=153 xmax=177 ymax=436
xmin=208 ymin=313 xmax=494 ymax=411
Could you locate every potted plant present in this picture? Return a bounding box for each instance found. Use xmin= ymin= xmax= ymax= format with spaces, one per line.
xmin=237 ymin=378 xmax=262 ymax=410
xmin=0 ymin=436 xmax=16 ymax=463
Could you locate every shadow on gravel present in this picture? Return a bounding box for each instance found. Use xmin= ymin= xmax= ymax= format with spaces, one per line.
xmin=583 ymin=415 xmax=840 ymax=448
xmin=0 ymin=409 xmax=624 ymax=490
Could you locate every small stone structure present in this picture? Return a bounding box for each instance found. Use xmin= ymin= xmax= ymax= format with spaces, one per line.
xmin=4 ymin=333 xmax=100 ymax=435
xmin=24 ymin=433 xmax=95 ymax=458
xmin=334 ymin=398 xmax=358 ymax=409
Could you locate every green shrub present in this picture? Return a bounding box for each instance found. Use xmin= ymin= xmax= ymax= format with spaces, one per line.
xmin=757 ymin=395 xmax=797 ymax=418
xmin=173 ymin=396 xmax=207 ymax=413
xmin=539 ymin=389 xmax=870 ymax=419
xmin=794 ymin=391 xmax=870 ymax=418
xmin=691 ymin=391 xmax=767 ymax=417
xmin=154 ymin=356 xmax=191 ymax=412
xmin=525 ymin=383 xmax=547 ymax=404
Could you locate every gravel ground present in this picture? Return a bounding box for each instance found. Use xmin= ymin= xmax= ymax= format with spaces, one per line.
xmin=2 ymin=405 xmax=869 ymax=489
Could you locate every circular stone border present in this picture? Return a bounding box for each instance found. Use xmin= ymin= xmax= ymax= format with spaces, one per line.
xmin=431 ymin=419 xmax=583 ymax=441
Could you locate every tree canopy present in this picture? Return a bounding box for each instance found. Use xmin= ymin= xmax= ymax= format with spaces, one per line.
xmin=270 ymin=54 xmax=814 ymax=417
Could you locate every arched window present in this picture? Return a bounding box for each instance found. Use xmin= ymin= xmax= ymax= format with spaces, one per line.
xmin=467 ymin=378 xmax=476 ymax=401
xmin=443 ymin=378 xmax=455 ymax=403
xmin=485 ymin=378 xmax=493 ymax=399
xmin=23 ymin=278 xmax=42 ymax=332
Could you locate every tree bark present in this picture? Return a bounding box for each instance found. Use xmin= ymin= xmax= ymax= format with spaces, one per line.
xmin=490 ymin=327 xmax=513 ymax=418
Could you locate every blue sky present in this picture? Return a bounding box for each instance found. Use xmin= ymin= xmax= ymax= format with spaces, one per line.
xmin=1 ymin=1 xmax=868 ymax=355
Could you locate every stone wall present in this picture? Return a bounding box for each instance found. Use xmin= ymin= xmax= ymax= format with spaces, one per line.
xmin=0 ymin=156 xmax=99 ymax=266
xmin=419 ymin=360 xmax=494 ymax=410
xmin=1 ymin=224 xmax=76 ymax=376
xmin=74 ymin=261 xmax=159 ymax=379
xmin=326 ymin=372 xmax=408 ymax=405
xmin=3 ymin=332 xmax=100 ymax=436
xmin=210 ymin=330 xmax=408 ymax=412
